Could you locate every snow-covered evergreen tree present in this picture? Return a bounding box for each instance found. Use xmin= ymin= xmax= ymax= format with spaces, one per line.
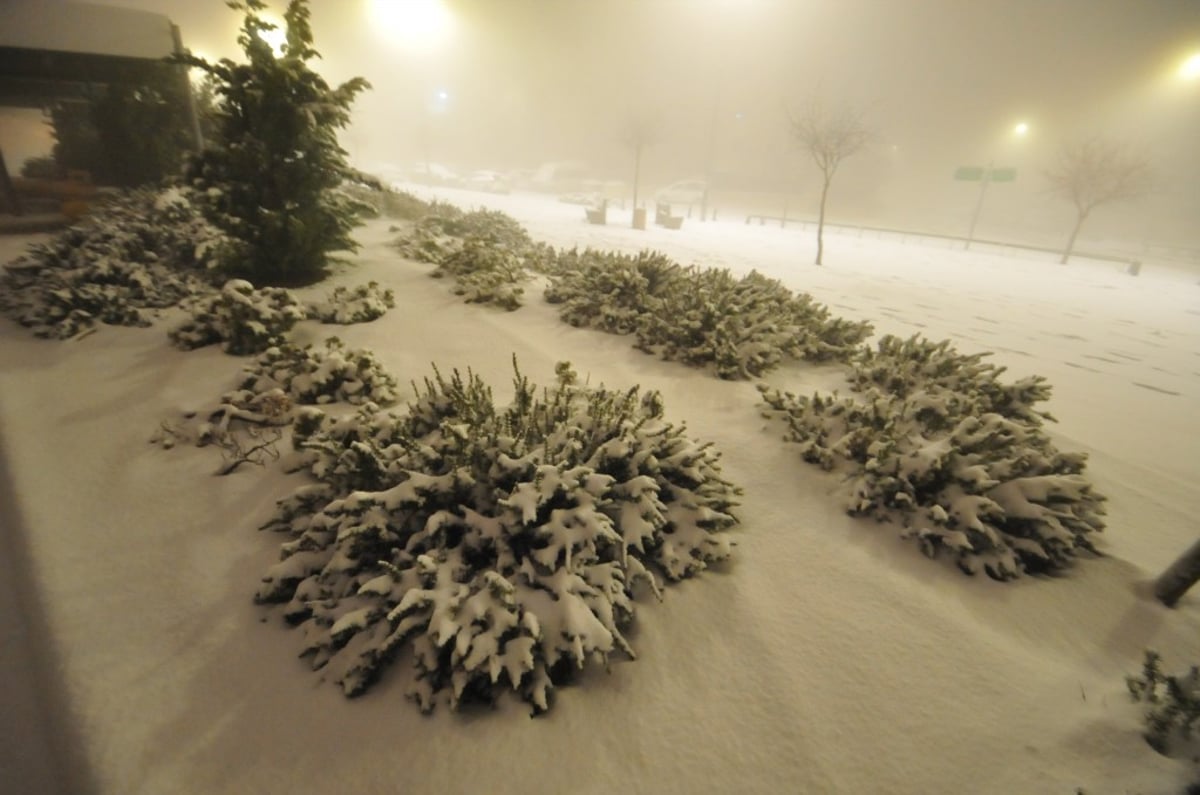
xmin=257 ymin=360 xmax=741 ymax=713
xmin=176 ymin=0 xmax=369 ymax=286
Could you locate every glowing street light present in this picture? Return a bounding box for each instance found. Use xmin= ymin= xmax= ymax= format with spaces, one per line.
xmin=959 ymin=121 xmax=1029 ymax=249
xmin=1179 ymin=52 xmax=1200 ymax=81
xmin=369 ymin=0 xmax=454 ymax=53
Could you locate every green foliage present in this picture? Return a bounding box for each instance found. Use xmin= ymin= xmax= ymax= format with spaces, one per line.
xmin=395 ymin=207 xmax=547 ymax=309
xmin=258 ymin=360 xmax=741 ymax=713
xmin=169 ymin=279 xmax=306 ymax=355
xmin=0 ymin=187 xmax=227 ymax=338
xmin=760 ymin=334 xmax=1105 ymax=580
xmin=546 ymin=249 xmax=872 ymax=378
xmin=1127 ymin=650 xmax=1200 ymax=755
xmin=47 ymin=63 xmax=196 ymax=187
xmin=178 ymin=0 xmax=370 ymax=286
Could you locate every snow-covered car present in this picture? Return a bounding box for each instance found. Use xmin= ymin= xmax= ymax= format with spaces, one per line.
xmin=655 ymin=179 xmax=707 ymax=207
xmin=466 ymin=170 xmax=511 ymax=194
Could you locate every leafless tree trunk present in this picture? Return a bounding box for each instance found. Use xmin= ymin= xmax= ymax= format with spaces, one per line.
xmin=1044 ymin=138 xmax=1150 ymax=265
xmin=788 ymin=100 xmax=870 ymax=266
xmin=1154 ymin=538 xmax=1200 ymax=608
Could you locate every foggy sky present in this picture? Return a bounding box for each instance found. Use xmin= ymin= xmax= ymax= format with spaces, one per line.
xmin=15 ymin=0 xmax=1200 ymax=246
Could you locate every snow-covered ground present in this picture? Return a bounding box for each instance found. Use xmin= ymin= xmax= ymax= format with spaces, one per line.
xmin=1 ymin=190 xmax=1198 ymax=794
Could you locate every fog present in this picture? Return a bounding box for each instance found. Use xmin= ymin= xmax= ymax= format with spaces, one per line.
xmin=16 ymin=0 xmax=1200 ymax=248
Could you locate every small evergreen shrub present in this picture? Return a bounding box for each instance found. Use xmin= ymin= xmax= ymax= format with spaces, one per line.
xmin=852 ymin=335 xmax=1055 ymax=427
xmin=545 ymin=250 xmax=872 ymax=379
xmin=169 ymin=279 xmax=306 ymax=355
xmin=432 ymin=239 xmax=527 ymax=310
xmin=544 ymin=249 xmax=682 ymax=334
xmin=1127 ymin=650 xmax=1200 ymax=755
xmin=308 ymin=282 xmax=395 ymax=324
xmin=395 ymin=207 xmax=545 ymax=310
xmin=240 ymin=337 xmax=399 ymax=406
xmin=0 ymin=187 xmax=227 ymax=338
xmin=760 ymin=334 xmax=1105 ymax=580
xmin=381 ymin=188 xmax=430 ymax=221
xmin=257 ymin=360 xmax=741 ymax=714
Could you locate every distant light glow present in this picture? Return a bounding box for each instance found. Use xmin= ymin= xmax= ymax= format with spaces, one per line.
xmin=1013 ymin=122 xmax=1029 ymax=136
xmin=257 ymin=14 xmax=287 ymax=55
xmin=370 ymin=0 xmax=454 ymax=53
xmin=1180 ymin=53 xmax=1200 ymax=80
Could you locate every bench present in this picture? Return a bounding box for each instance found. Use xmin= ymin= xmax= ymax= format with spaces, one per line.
xmin=655 ymin=202 xmax=683 ymax=230
xmin=585 ymin=199 xmax=607 ymax=225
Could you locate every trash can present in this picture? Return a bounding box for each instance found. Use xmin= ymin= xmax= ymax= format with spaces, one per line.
xmin=632 ymin=207 xmax=647 ymax=230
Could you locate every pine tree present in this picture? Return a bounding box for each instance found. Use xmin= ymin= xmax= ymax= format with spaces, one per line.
xmin=177 ymin=0 xmax=370 ymax=286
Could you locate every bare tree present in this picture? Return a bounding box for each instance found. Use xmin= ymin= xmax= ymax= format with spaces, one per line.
xmin=788 ymin=100 xmax=871 ymax=265
xmin=1045 ymin=138 xmax=1151 ymax=265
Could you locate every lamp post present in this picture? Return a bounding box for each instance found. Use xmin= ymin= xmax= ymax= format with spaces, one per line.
xmin=960 ymin=121 xmax=1028 ymax=250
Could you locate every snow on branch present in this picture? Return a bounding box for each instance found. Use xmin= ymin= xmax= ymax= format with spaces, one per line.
xmin=257 ymin=360 xmax=741 ymax=714
xmin=760 ymin=334 xmax=1105 ymax=580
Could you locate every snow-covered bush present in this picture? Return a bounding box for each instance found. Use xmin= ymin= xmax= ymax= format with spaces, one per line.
xmin=307 ymin=282 xmax=395 ymax=324
xmin=240 ymin=337 xmax=398 ymax=406
xmin=257 ymin=360 xmax=741 ymax=713
xmin=760 ymin=335 xmax=1105 ymax=580
xmin=545 ymin=251 xmax=872 ymax=379
xmin=852 ymin=334 xmax=1055 ymax=427
xmin=432 ymin=239 xmax=528 ymax=310
xmin=544 ymin=249 xmax=682 ymax=334
xmin=169 ymin=279 xmax=306 ymax=355
xmin=391 ymin=203 xmax=470 ymax=264
xmin=0 ymin=186 xmax=228 ymax=338
xmin=1127 ymin=650 xmax=1200 ymax=757
xmin=395 ymin=207 xmax=549 ymax=310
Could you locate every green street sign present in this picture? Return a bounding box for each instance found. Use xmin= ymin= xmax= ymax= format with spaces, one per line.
xmin=954 ymin=166 xmax=1018 ymax=182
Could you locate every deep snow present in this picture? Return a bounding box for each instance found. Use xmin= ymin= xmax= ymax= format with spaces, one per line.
xmin=0 ymin=188 xmax=1198 ymax=794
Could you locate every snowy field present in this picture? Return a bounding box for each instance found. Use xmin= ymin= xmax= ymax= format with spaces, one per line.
xmin=1 ymin=190 xmax=1198 ymax=794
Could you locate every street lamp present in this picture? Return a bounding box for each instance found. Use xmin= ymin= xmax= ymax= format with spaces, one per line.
xmin=960 ymin=121 xmax=1029 ymax=250
xmin=1180 ymin=52 xmax=1200 ymax=81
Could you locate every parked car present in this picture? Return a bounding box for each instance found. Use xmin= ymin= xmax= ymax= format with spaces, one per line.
xmin=654 ymin=178 xmax=707 ymax=207
xmin=466 ymin=170 xmax=511 ymax=194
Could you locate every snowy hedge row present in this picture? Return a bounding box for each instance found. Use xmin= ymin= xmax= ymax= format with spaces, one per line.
xmin=760 ymin=334 xmax=1105 ymax=580
xmin=545 ymin=248 xmax=873 ymax=378
xmin=0 ymin=187 xmax=228 ymax=338
xmin=257 ymin=361 xmax=741 ymax=713
xmin=394 ymin=205 xmax=555 ymax=310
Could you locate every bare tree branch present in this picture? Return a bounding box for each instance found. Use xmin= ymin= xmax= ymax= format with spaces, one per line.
xmin=787 ymin=99 xmax=872 ymax=265
xmin=1044 ymin=137 xmax=1151 ymax=264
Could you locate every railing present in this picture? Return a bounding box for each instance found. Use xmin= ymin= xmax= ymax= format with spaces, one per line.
xmin=741 ymin=213 xmax=1198 ymax=271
